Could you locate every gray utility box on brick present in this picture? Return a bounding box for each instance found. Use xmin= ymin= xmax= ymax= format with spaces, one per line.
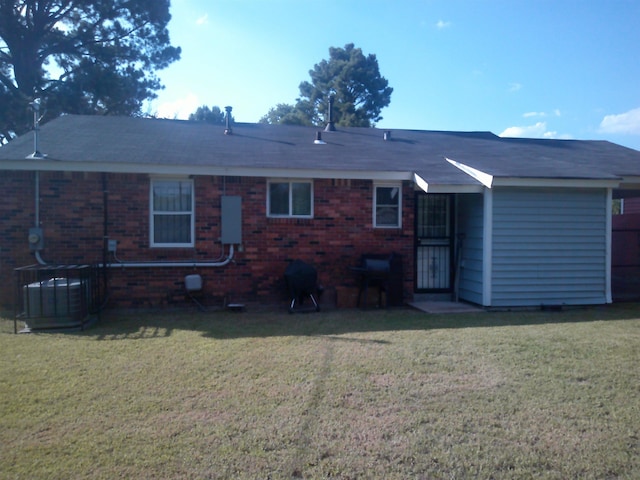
xmin=221 ymin=196 xmax=242 ymax=245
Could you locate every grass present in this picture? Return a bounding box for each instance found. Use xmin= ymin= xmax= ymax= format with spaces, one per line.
xmin=1 ymin=304 xmax=639 ymax=479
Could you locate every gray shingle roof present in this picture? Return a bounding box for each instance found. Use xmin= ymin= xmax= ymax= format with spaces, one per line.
xmin=1 ymin=114 xmax=639 ymax=188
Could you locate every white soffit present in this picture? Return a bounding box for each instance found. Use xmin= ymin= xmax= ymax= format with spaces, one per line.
xmin=491 ymin=177 xmax=620 ymax=188
xmin=446 ymin=157 xmax=494 ymax=188
xmin=446 ymin=158 xmax=621 ymax=189
xmin=0 ymin=159 xmax=412 ymax=181
xmin=617 ymin=176 xmax=640 ymax=189
xmin=412 ymin=173 xmax=484 ymax=193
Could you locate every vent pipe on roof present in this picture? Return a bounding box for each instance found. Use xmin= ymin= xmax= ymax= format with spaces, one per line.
xmin=314 ymin=131 xmax=326 ymax=144
xmin=324 ymin=95 xmax=336 ymax=132
xmin=383 ymin=131 xmax=391 ymax=141
xmin=25 ymin=98 xmax=47 ymax=159
xmin=224 ymin=106 xmax=233 ymax=135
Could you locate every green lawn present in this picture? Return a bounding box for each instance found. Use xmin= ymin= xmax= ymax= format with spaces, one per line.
xmin=1 ymin=304 xmax=639 ymax=479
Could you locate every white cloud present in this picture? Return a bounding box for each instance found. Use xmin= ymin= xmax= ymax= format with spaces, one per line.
xmin=435 ymin=19 xmax=451 ymax=29
xmin=508 ymin=82 xmax=522 ymax=93
xmin=599 ymin=107 xmax=640 ymax=135
xmin=154 ymin=94 xmax=200 ymax=120
xmin=522 ymin=109 xmax=561 ymax=118
xmin=499 ymin=121 xmax=561 ymax=139
xmin=196 ymin=13 xmax=209 ymax=26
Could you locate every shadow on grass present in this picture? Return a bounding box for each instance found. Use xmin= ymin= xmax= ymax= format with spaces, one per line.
xmin=66 ymin=302 xmax=640 ymax=341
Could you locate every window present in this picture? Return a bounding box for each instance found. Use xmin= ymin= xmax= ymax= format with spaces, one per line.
xmin=374 ymin=183 xmax=402 ymax=228
xmin=268 ymin=180 xmax=313 ymax=218
xmin=150 ymin=179 xmax=194 ymax=247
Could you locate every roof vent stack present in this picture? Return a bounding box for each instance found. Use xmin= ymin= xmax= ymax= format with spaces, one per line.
xmin=314 ymin=131 xmax=326 ymax=145
xmin=383 ymin=131 xmax=391 ymax=141
xmin=324 ymin=95 xmax=336 ymax=132
xmin=224 ymin=106 xmax=233 ymax=135
xmin=25 ymin=98 xmax=47 ymax=159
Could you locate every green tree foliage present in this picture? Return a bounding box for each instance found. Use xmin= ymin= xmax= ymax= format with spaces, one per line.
xmin=0 ymin=0 xmax=181 ymax=143
xmin=188 ymin=105 xmax=230 ymax=125
xmin=189 ymin=105 xmax=224 ymax=124
xmin=260 ymin=43 xmax=392 ymax=127
xmin=259 ymin=103 xmax=312 ymax=126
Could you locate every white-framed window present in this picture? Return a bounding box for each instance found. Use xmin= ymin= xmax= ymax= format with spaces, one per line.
xmin=267 ymin=179 xmax=313 ymax=218
xmin=374 ymin=183 xmax=402 ymax=228
xmin=150 ymin=178 xmax=195 ymax=247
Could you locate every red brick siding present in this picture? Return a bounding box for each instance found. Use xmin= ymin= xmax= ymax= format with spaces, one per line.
xmin=622 ymin=197 xmax=640 ymax=214
xmin=0 ymin=172 xmax=415 ymax=309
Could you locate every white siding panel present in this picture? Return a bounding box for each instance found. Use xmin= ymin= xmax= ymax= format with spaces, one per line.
xmin=491 ymin=187 xmax=607 ymax=306
xmin=457 ymin=193 xmax=484 ymax=304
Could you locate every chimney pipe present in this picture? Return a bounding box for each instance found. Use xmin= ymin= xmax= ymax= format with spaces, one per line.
xmin=324 ymin=95 xmax=336 ymax=132
xmin=224 ymin=106 xmax=233 ymax=135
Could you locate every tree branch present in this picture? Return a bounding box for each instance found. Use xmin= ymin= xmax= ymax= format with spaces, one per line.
xmin=0 ymin=70 xmax=18 ymax=93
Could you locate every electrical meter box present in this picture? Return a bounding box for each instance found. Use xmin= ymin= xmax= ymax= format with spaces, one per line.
xmin=28 ymin=227 xmax=44 ymax=251
xmin=221 ymin=196 xmax=242 ymax=245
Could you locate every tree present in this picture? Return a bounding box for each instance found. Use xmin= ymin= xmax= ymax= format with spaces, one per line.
xmin=189 ymin=105 xmax=226 ymax=125
xmin=0 ymin=0 xmax=181 ymax=143
xmin=260 ymin=43 xmax=392 ymax=128
xmin=259 ymin=103 xmax=312 ymax=126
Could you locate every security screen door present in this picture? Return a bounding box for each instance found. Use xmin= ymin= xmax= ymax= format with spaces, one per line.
xmin=416 ymin=194 xmax=453 ymax=291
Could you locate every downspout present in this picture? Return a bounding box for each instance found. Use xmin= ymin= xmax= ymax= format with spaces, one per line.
xmin=33 ymin=171 xmax=47 ymax=265
xmin=605 ymin=188 xmax=613 ymax=303
xmin=102 ymin=173 xmax=110 ymax=304
xmin=27 ymin=99 xmax=47 ymax=265
xmin=482 ymin=187 xmax=493 ymax=306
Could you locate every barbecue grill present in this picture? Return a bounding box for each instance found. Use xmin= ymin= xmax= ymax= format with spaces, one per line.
xmin=284 ymin=260 xmax=321 ymax=313
xmin=350 ymin=253 xmax=403 ymax=308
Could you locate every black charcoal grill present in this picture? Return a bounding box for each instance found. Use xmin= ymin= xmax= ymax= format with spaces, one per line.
xmin=350 ymin=253 xmax=403 ymax=308
xmin=284 ymin=260 xmax=321 ymax=313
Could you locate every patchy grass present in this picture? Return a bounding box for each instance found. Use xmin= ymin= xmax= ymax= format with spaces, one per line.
xmin=1 ymin=304 xmax=639 ymax=479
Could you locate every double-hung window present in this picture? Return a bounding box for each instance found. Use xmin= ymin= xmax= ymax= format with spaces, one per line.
xmin=150 ymin=178 xmax=194 ymax=247
xmin=374 ymin=183 xmax=402 ymax=228
xmin=267 ymin=180 xmax=313 ymax=218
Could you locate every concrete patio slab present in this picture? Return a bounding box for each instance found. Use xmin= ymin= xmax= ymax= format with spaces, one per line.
xmin=409 ymin=301 xmax=484 ymax=314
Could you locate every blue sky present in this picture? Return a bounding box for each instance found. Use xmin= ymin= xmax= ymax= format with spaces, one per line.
xmin=149 ymin=0 xmax=640 ymax=150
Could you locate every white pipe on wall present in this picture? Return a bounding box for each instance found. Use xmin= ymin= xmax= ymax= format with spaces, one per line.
xmin=107 ymin=245 xmax=235 ymax=268
xmin=33 ymin=171 xmax=48 ymax=265
xmin=35 ymin=171 xmax=40 ymax=227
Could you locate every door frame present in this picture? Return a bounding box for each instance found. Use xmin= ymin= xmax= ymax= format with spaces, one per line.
xmin=414 ymin=193 xmax=455 ymax=293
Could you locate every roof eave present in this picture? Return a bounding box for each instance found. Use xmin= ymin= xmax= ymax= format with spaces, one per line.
xmin=412 ymin=173 xmax=484 ymax=193
xmin=491 ymin=177 xmax=621 ymax=188
xmin=0 ymin=159 xmax=414 ymax=181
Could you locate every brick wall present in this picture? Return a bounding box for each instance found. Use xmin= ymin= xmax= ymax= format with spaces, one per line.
xmin=0 ymin=171 xmax=415 ymax=310
xmin=622 ymin=197 xmax=640 ymax=214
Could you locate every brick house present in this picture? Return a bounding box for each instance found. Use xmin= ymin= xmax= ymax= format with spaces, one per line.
xmin=612 ymin=196 xmax=640 ymax=301
xmin=1 ymin=114 xmax=640 ymax=312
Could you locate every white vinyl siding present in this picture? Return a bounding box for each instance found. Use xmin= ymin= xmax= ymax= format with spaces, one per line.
xmin=456 ymin=193 xmax=484 ymax=305
xmin=490 ymin=187 xmax=608 ymax=306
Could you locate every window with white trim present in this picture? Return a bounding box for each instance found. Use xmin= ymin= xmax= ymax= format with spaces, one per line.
xmin=150 ymin=179 xmax=194 ymax=247
xmin=374 ymin=183 xmax=402 ymax=228
xmin=267 ymin=180 xmax=313 ymax=218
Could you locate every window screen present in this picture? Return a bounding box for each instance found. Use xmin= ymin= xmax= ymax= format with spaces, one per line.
xmin=375 ymin=185 xmax=401 ymax=227
xmin=151 ymin=179 xmax=194 ymax=246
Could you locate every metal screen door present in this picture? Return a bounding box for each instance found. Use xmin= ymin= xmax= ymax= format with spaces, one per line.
xmin=416 ymin=194 xmax=453 ymax=291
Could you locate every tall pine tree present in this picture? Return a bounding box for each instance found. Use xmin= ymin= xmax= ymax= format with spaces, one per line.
xmin=0 ymin=0 xmax=181 ymax=143
xmin=261 ymin=43 xmax=392 ymax=128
